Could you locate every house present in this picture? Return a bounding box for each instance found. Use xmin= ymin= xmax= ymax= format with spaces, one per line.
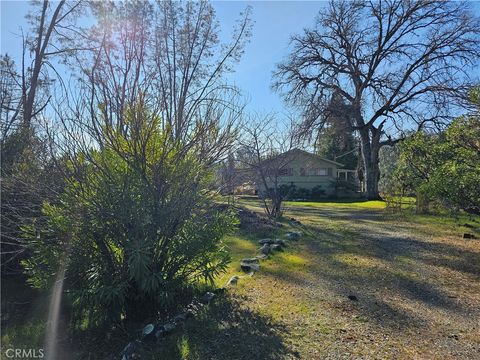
xmin=255 ymin=148 xmax=360 ymax=197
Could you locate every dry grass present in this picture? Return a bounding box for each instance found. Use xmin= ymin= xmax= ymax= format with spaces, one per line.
xmin=150 ymin=198 xmax=480 ymax=359
xmin=7 ymin=198 xmax=478 ymax=359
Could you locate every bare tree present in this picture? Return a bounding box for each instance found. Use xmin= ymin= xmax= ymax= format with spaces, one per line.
xmin=61 ymin=0 xmax=250 ymax=166
xmin=0 ymin=0 xmax=84 ymax=274
xmin=152 ymin=0 xmax=251 ymax=161
xmin=0 ymin=0 xmax=84 ymax=139
xmin=238 ymin=115 xmax=296 ymax=218
xmin=274 ymin=0 xmax=480 ymax=199
xmin=217 ymin=152 xmax=238 ymax=195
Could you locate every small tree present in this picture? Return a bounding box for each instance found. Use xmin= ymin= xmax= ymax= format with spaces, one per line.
xmin=20 ymin=0 xmax=250 ymax=327
xmin=394 ymin=92 xmax=480 ymax=214
xmin=238 ymin=115 xmax=296 ymax=218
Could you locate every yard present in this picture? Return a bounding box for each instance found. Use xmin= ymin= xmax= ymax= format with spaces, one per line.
xmin=2 ymin=199 xmax=479 ymax=359
xmin=3 ymin=1 xmax=479 ymax=359
xmin=144 ymin=198 xmax=480 ymax=359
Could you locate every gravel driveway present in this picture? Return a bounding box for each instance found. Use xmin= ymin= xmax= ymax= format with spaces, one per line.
xmin=232 ymin=204 xmax=480 ymax=359
xmin=146 ymin=203 xmax=480 ymax=360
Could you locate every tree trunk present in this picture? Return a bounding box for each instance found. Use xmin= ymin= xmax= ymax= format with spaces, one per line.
xmin=359 ymin=127 xmax=381 ymax=200
xmin=416 ymin=190 xmax=430 ymax=214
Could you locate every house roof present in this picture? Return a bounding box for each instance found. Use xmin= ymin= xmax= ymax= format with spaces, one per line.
xmin=280 ymin=148 xmax=345 ymax=167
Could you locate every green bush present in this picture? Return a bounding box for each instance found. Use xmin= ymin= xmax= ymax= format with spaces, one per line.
xmin=310 ymin=185 xmax=327 ymax=200
xmin=394 ymin=115 xmax=480 ymax=214
xmin=269 ymin=183 xmax=326 ymax=201
xmin=22 ymin=104 xmax=236 ymax=327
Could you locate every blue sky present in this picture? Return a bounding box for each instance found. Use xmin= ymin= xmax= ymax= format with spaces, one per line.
xmin=2 ymin=1 xmax=479 ymax=122
xmin=1 ymin=0 xmax=328 ymax=117
xmin=212 ymin=1 xmax=328 ymax=116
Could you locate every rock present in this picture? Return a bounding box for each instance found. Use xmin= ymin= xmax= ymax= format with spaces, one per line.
xmin=271 ymin=244 xmax=283 ymax=251
xmin=141 ymin=323 xmax=156 ymax=341
xmin=226 ymin=275 xmax=239 ymax=286
xmin=156 ymin=322 xmax=175 ymax=339
xmin=241 ymin=262 xmax=260 ymax=272
xmin=155 ymin=325 xmax=166 ymax=339
xmin=273 ymin=239 xmax=286 ymax=246
xmin=241 ymin=257 xmax=260 ymax=264
xmin=463 ymin=233 xmax=476 ymax=239
xmin=348 ymin=295 xmax=358 ymax=301
xmin=121 ymin=341 xmax=140 ymax=360
xmin=259 ymin=238 xmax=274 ymax=245
xmin=260 ymin=244 xmax=271 ymax=255
xmin=213 ymin=287 xmax=226 ymax=294
xmin=286 ymin=231 xmax=302 ymax=240
xmin=174 ymin=313 xmax=187 ymax=323
xmin=164 ymin=322 xmax=175 ymax=333
xmin=448 ymin=333 xmax=460 ymax=340
xmin=200 ymin=292 xmax=216 ymax=304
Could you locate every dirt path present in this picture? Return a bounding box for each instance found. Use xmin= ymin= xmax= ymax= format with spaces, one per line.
xmin=230 ymin=204 xmax=480 ymax=359
xmin=147 ymin=204 xmax=480 ymax=360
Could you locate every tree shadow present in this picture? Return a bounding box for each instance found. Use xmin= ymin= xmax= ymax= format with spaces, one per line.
xmin=228 ymin=200 xmax=479 ymax=357
xmin=141 ymin=294 xmax=294 ymax=360
xmin=259 ymin=204 xmax=480 ymax=333
xmin=291 ymin=205 xmax=480 ymax=278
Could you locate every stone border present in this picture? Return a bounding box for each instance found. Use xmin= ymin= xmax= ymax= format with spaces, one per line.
xmin=118 ymin=227 xmax=304 ymax=360
xmin=119 ymin=293 xmax=217 ymax=360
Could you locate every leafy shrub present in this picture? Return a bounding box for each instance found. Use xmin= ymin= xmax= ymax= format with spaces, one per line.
xmin=394 ymin=115 xmax=480 ymax=214
xmin=310 ymin=185 xmax=326 ymax=200
xmin=268 ymin=183 xmax=326 ymax=201
xmin=22 ymin=104 xmax=236 ymax=327
xmin=278 ymin=183 xmax=297 ymax=200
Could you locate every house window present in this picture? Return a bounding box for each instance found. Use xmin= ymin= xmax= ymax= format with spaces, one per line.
xmin=307 ymin=168 xmax=332 ymax=176
xmin=317 ymin=168 xmax=328 ymax=176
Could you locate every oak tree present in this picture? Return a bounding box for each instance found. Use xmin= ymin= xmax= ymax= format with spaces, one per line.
xmin=274 ymin=0 xmax=480 ymax=199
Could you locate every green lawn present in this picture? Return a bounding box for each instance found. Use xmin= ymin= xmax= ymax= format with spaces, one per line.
xmin=285 ymin=199 xmax=387 ymax=209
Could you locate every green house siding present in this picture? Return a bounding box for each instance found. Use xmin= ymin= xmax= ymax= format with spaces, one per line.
xmin=259 ymin=150 xmax=342 ymax=195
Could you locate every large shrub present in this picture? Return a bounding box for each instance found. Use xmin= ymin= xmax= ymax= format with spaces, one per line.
xmin=272 ymin=183 xmax=326 ymax=201
xmin=22 ymin=104 xmax=236 ymax=327
xmin=394 ymin=116 xmax=480 ymax=214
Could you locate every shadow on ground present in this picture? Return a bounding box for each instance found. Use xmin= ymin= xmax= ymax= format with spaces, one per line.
xmin=261 ymin=203 xmax=480 ymax=334
xmin=141 ymin=294 xmax=293 ymax=360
